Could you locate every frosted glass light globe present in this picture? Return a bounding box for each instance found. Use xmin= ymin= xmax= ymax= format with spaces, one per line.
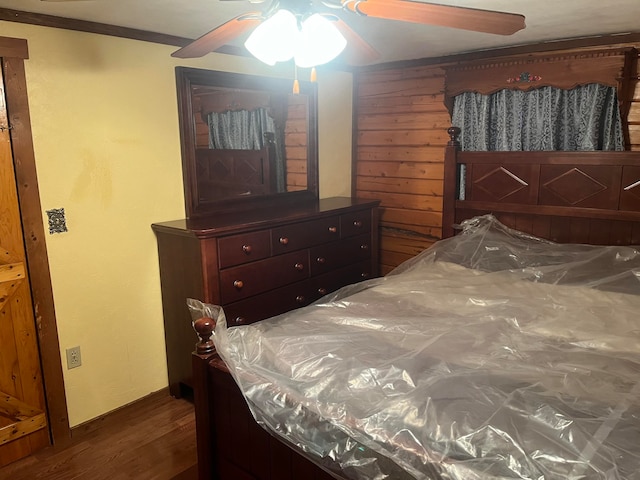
xmin=295 ymin=14 xmax=347 ymax=68
xmin=244 ymin=10 xmax=299 ymax=65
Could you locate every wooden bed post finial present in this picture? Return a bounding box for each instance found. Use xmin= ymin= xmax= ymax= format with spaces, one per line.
xmin=447 ymin=126 xmax=461 ymax=147
xmin=193 ymin=317 xmax=216 ymax=355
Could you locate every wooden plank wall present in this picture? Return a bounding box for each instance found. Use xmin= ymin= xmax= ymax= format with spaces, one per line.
xmin=285 ymin=95 xmax=308 ymax=192
xmin=354 ymin=66 xmax=451 ymax=274
xmin=355 ymin=46 xmax=640 ymax=274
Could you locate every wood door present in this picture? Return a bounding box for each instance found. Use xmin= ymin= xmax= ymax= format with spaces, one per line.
xmin=0 ymin=66 xmax=49 ymax=466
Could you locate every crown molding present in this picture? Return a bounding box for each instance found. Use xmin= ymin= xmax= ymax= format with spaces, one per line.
xmin=0 ymin=7 xmax=246 ymax=57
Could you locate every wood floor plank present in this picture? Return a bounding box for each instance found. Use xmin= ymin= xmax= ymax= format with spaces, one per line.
xmin=0 ymin=390 xmax=196 ymax=480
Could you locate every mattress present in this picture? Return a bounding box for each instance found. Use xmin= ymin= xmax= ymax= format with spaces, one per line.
xmin=192 ymin=215 xmax=640 ymax=480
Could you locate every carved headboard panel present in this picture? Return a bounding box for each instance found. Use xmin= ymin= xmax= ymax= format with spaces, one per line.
xmin=461 ymin=151 xmax=640 ymax=211
xmin=442 ymin=128 xmax=640 ymax=243
xmin=195 ymin=147 xmax=273 ymax=200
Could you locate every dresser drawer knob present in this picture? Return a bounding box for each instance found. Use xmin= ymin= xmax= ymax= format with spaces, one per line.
xmin=233 ymin=280 xmax=244 ymax=289
xmin=360 ymin=244 xmax=369 ymax=250
xmin=296 ymin=295 xmax=305 ymax=303
xmin=328 ymin=226 xmax=337 ymax=233
xmin=242 ymin=244 xmax=252 ymax=254
xmin=353 ymin=220 xmax=363 ymax=228
xmin=317 ymin=287 xmax=327 ymax=295
xmin=279 ymin=237 xmax=289 ymax=245
xmin=361 ymin=272 xmax=369 ymax=278
xmin=234 ymin=317 xmax=246 ymax=325
xmin=294 ymin=263 xmax=304 ymax=271
xmin=316 ymin=257 xmax=326 ymax=264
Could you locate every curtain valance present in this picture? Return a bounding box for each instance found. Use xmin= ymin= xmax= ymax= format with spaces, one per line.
xmin=445 ymin=47 xmax=637 ymax=99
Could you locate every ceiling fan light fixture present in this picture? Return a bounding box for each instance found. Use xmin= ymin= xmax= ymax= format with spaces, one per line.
xmin=244 ymin=9 xmax=298 ymax=65
xmin=245 ymin=9 xmax=346 ymax=68
xmin=294 ymin=14 xmax=347 ymax=68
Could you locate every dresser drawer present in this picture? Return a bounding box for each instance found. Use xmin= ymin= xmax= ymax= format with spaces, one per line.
xmin=219 ymin=250 xmax=309 ymax=303
xmin=218 ymin=230 xmax=271 ymax=268
xmin=224 ymin=261 xmax=374 ymax=326
xmin=271 ymin=216 xmax=341 ymax=255
xmin=340 ymin=210 xmax=371 ymax=238
xmin=310 ymin=234 xmax=372 ymax=276
xmin=224 ymin=261 xmax=375 ymax=326
xmin=313 ymin=260 xmax=374 ymax=298
xmin=223 ymin=279 xmax=320 ymax=326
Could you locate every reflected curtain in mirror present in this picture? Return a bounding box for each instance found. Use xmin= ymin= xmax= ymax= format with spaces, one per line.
xmin=207 ymin=107 xmax=286 ymax=192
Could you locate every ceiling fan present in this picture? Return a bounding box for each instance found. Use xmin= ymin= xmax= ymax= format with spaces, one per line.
xmin=171 ymin=0 xmax=526 ymax=65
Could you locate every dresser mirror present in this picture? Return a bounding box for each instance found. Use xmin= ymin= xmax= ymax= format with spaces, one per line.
xmin=175 ymin=67 xmax=319 ymax=218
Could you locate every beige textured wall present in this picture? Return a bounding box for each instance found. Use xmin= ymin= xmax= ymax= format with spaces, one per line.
xmin=0 ymin=21 xmax=352 ymax=426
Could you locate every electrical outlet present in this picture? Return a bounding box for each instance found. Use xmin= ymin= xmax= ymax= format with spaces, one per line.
xmin=66 ymin=346 xmax=82 ymax=369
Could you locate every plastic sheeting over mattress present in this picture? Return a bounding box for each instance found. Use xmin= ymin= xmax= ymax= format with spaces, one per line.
xmin=192 ymin=215 xmax=640 ymax=480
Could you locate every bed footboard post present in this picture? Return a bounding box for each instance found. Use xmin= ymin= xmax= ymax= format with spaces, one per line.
xmin=442 ymin=126 xmax=461 ymax=239
xmin=192 ymin=317 xmax=218 ymax=480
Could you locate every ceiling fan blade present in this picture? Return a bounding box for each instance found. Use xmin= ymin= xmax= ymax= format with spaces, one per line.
xmin=342 ymin=0 xmax=525 ymax=35
xmin=325 ymin=16 xmax=380 ymax=65
xmin=172 ymin=13 xmax=262 ymax=59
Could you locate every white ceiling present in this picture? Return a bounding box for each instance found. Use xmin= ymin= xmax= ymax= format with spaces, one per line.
xmin=0 ymin=0 xmax=639 ymax=65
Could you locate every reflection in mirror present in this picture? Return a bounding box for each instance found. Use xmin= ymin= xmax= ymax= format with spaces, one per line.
xmin=191 ymin=86 xmax=308 ymax=197
xmin=176 ymin=67 xmax=318 ymax=218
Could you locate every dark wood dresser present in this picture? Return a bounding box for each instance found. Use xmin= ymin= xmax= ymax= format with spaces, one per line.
xmin=152 ymin=197 xmax=380 ymax=397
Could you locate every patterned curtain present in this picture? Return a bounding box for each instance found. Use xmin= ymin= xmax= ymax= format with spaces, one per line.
xmin=451 ymin=83 xmax=624 ymax=151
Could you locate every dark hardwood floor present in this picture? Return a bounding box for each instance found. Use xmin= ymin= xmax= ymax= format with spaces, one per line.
xmin=0 ymin=389 xmax=197 ymax=480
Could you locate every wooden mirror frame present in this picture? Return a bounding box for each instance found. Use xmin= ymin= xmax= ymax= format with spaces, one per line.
xmin=175 ymin=67 xmax=319 ymax=218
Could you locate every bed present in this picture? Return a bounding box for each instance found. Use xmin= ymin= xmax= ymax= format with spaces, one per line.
xmin=189 ymin=129 xmax=640 ymax=480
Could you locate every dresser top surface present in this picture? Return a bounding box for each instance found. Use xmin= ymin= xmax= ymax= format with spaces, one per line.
xmin=152 ymin=197 xmax=380 ymax=238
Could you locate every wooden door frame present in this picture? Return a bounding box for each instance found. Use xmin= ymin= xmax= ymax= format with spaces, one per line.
xmin=1 ymin=36 xmax=71 ymax=447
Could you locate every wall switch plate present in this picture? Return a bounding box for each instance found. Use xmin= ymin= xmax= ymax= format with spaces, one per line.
xmin=66 ymin=346 xmax=82 ymax=369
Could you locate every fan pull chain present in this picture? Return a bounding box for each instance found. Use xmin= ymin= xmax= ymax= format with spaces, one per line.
xmin=293 ymin=65 xmax=300 ymax=95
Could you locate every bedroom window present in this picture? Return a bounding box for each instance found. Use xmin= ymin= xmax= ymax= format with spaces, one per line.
xmin=451 ymin=83 xmax=624 ymax=151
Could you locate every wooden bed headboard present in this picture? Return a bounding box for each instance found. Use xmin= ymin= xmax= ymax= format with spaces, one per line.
xmin=442 ymin=127 xmax=640 ymax=245
xmin=195 ymin=146 xmax=273 ymax=200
